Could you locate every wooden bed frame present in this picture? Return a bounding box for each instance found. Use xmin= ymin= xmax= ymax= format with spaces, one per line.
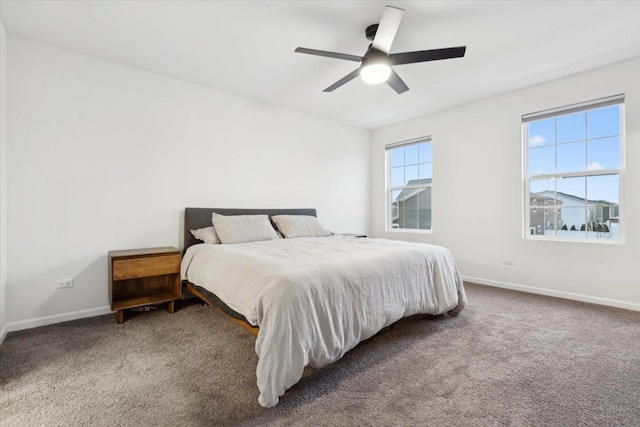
xmin=182 ymin=207 xmax=317 ymax=337
xmin=185 ymin=282 xmax=259 ymax=336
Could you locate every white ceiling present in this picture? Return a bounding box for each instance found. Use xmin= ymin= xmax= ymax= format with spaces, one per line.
xmin=2 ymin=1 xmax=639 ymax=130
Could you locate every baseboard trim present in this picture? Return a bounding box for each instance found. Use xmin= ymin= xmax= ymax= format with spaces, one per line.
xmin=0 ymin=323 xmax=8 ymax=346
xmin=463 ymin=275 xmax=640 ymax=312
xmin=7 ymin=306 xmax=113 ymax=333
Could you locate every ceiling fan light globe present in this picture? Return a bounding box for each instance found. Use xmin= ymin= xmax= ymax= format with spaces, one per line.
xmin=360 ymin=63 xmax=391 ymax=84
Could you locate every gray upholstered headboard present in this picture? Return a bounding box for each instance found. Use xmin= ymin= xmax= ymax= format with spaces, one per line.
xmin=183 ymin=207 xmax=317 ymax=252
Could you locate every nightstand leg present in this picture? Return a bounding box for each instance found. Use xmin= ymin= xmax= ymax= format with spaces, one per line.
xmin=166 ymin=300 xmax=175 ymax=314
xmin=116 ymin=310 xmax=124 ymax=324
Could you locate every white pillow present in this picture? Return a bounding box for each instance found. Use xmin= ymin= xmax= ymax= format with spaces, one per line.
xmin=212 ymin=214 xmax=280 ymax=244
xmin=271 ymin=215 xmax=332 ymax=238
xmin=190 ymin=226 xmax=220 ymax=244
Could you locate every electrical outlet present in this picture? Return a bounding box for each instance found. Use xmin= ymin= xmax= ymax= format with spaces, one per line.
xmin=56 ymin=279 xmax=74 ymax=289
xmin=502 ymin=258 xmax=514 ymax=266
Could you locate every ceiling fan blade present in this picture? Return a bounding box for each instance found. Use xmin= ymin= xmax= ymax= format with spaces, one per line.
xmin=295 ymin=47 xmax=362 ymax=62
xmin=323 ymin=68 xmax=361 ymax=92
xmin=387 ymin=69 xmax=409 ymax=94
xmin=372 ymin=6 xmax=405 ymax=54
xmin=390 ymin=46 xmax=466 ymax=66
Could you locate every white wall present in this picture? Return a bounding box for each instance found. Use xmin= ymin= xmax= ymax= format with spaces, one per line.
xmin=0 ymin=19 xmax=8 ymax=340
xmin=7 ymin=37 xmax=370 ymax=326
xmin=371 ymin=57 xmax=640 ymax=310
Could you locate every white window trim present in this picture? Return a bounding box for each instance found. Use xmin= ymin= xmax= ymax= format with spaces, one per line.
xmin=521 ymin=96 xmax=625 ymax=244
xmin=385 ymin=137 xmax=433 ymax=233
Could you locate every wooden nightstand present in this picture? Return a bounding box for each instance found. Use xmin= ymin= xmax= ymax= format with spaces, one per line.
xmin=108 ymin=246 xmax=182 ymax=324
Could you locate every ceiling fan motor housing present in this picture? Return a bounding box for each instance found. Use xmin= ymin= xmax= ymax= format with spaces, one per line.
xmin=362 ymin=45 xmax=388 ymax=67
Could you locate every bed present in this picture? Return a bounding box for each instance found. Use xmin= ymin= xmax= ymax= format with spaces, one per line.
xmin=181 ymin=208 xmax=466 ymax=408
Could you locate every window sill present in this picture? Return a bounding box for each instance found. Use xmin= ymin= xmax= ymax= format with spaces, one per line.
xmin=385 ymin=228 xmax=433 ymax=234
xmin=523 ymin=235 xmax=625 ymax=245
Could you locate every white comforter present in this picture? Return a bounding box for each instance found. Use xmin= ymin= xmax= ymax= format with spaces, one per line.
xmin=181 ymin=236 xmax=466 ymax=408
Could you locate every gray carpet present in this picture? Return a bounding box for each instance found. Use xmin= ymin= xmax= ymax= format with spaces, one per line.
xmin=1 ymin=283 xmax=639 ymax=426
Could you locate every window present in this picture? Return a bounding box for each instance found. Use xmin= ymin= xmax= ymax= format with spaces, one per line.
xmin=386 ymin=137 xmax=432 ymax=231
xmin=523 ymin=94 xmax=624 ymax=241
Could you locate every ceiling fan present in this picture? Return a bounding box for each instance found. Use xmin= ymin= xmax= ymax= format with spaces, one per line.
xmin=295 ymin=5 xmax=466 ymax=94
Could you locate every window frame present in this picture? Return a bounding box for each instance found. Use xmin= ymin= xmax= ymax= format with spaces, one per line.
xmin=385 ymin=136 xmax=433 ymax=233
xmin=522 ymin=95 xmax=625 ymax=244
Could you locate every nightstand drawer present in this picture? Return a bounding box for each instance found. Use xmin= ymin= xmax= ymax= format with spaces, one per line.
xmin=113 ymin=254 xmax=181 ymax=281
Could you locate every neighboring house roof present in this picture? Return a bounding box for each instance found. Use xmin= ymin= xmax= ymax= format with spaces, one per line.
xmin=530 ymin=192 xmax=559 ymax=202
xmin=394 ymin=179 xmax=432 ymax=203
xmin=536 ymin=190 xmax=618 ymax=206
